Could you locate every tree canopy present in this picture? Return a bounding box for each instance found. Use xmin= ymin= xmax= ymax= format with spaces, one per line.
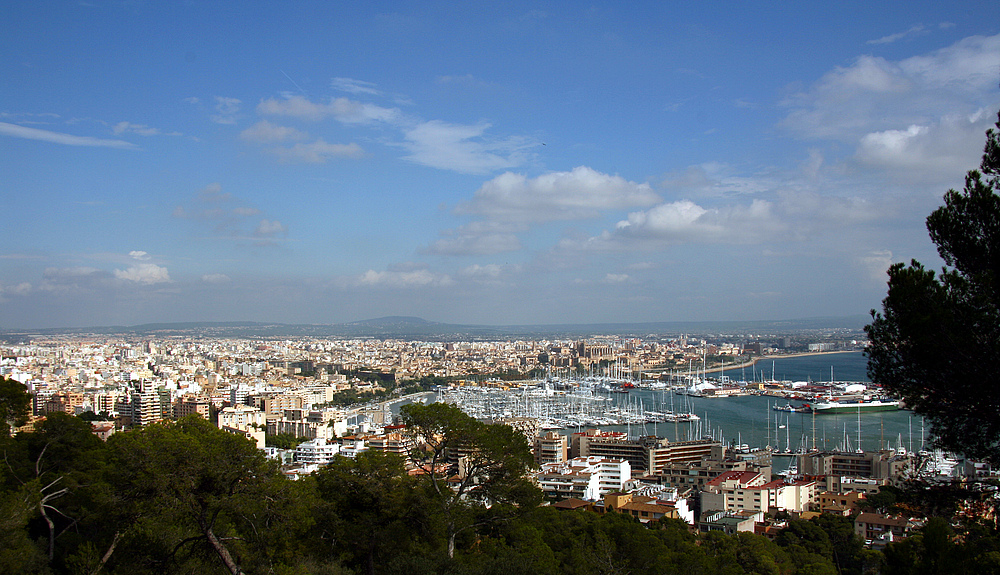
xmin=866 ymin=108 xmax=1000 ymax=463
xmin=0 ymin=376 xmax=32 ymax=434
xmin=400 ymin=401 xmax=539 ymax=558
xmin=9 ymin=409 xmax=1000 ymax=573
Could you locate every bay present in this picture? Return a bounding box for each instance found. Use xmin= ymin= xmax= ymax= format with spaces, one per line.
xmin=743 ymin=351 xmax=870 ymax=383
xmin=570 ymin=352 xmax=927 ymax=458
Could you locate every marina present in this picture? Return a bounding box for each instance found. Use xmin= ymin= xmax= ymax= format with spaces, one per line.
xmin=438 ymin=352 xmax=930 ymax=456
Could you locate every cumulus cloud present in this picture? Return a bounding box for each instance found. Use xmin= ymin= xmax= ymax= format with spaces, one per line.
xmin=459 ymin=264 xmax=503 ymax=279
xmin=128 ymin=250 xmax=150 ymax=260
xmin=0 ymin=122 xmax=137 ymax=148
xmin=859 ymin=250 xmax=895 ymax=284
xmin=559 ymin=181 xmax=886 ymax=255
xmin=662 ymin=163 xmax=776 ymax=198
xmin=777 ymin=32 xmax=1000 ymax=188
xmin=211 ymin=97 xmax=242 ymax=124
xmin=254 ymin=219 xmax=287 ymax=237
xmin=457 ymin=166 xmax=660 ymax=222
xmin=423 ymin=221 xmax=524 ymax=255
xmin=174 ymin=183 xmax=288 ymax=244
xmin=240 ymin=119 xmax=361 ymax=163
xmin=781 ymin=33 xmax=1000 ymax=142
xmin=239 ymin=120 xmax=308 ymax=143
xmin=854 ymin=112 xmax=992 ymax=175
xmin=268 ymin=139 xmax=364 ymax=163
xmin=112 ymin=121 xmax=180 ymax=137
xmin=402 ymin=121 xmax=536 ymax=174
xmin=36 ymin=267 xmax=109 ymax=294
xmin=355 ymin=268 xmax=454 ymax=288
xmin=201 ymin=273 xmax=231 ymax=284
xmin=427 ymin=166 xmax=661 ymax=257
xmin=603 ymin=273 xmax=630 ymax=284
xmin=614 ymin=198 xmax=779 ymax=244
xmin=257 ymin=95 xmax=400 ymax=124
xmin=114 ymin=263 xmax=171 ymax=284
xmin=253 ymin=85 xmax=536 ymax=174
xmin=0 ymin=281 xmax=33 ymax=302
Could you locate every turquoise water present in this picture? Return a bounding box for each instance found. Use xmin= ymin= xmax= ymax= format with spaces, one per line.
xmin=746 ymin=351 xmax=870 ymax=383
xmin=586 ymin=352 xmax=927 ymax=455
xmin=619 ymin=391 xmax=924 ymax=453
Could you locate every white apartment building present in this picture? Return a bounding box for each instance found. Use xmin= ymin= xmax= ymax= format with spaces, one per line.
xmin=537 ymin=456 xmax=630 ymax=501
xmin=294 ymin=437 xmax=341 ymax=466
xmin=701 ymin=469 xmax=817 ymax=513
xmin=218 ymin=404 xmax=267 ymax=430
xmin=130 ymin=390 xmax=162 ymax=426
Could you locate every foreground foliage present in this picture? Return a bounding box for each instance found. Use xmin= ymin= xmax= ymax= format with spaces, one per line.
xmin=866 ymin=108 xmax=1000 ymax=464
xmin=4 ymin=394 xmax=1000 ymax=574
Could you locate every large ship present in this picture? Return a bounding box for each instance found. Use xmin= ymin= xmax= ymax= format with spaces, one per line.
xmin=807 ymin=397 xmax=900 ymax=413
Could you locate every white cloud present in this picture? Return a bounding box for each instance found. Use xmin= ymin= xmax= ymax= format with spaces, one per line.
xmin=0 ymin=281 xmax=33 ymax=301
xmin=781 ymin=33 xmax=1000 ymax=142
xmin=0 ymin=122 xmax=137 ymax=148
xmin=112 ymin=121 xmax=180 ymax=137
xmin=854 ymin=112 xmax=993 ymax=176
xmin=174 ymin=183 xmax=286 ymax=244
xmin=331 ymin=77 xmax=381 ymax=95
xmin=253 ymin=91 xmax=535 ymax=174
xmin=857 ymin=124 xmax=929 ymax=162
xmin=268 ymin=139 xmax=364 ymax=163
xmin=423 ymin=221 xmax=524 ymax=255
xmin=402 ymin=120 xmax=535 ymax=174
xmin=201 ymin=273 xmax=231 ymax=284
xmin=859 ymin=250 xmax=894 ymax=284
xmin=211 ymin=97 xmax=242 ymax=125
xmin=603 ymin=273 xmax=629 ymax=284
xmin=257 ymin=95 xmax=400 ymax=124
xmin=239 ymin=120 xmax=308 ymax=143
xmin=563 ymin=198 xmax=779 ymax=252
xmin=457 ymin=166 xmax=660 ymax=222
xmin=33 ymin=267 xmax=113 ymax=295
xmin=459 ymin=264 xmax=503 ymax=279
xmin=867 ymin=24 xmax=926 ymax=45
xmin=114 ymin=263 xmax=171 ymax=284
xmin=254 ymin=219 xmax=287 ymax=237
xmin=113 ymin=121 xmax=156 ymax=136
xmin=128 ymin=250 xmax=150 ymax=260
xmin=355 ymin=268 xmax=454 ymax=288
xmin=662 ymin=163 xmax=775 ymax=198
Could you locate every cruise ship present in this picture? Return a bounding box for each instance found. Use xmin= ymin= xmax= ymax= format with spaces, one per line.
xmin=808 ymin=398 xmax=900 ymax=413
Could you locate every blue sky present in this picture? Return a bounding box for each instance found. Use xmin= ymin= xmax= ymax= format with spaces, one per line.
xmin=2 ymin=1 xmax=999 ymax=328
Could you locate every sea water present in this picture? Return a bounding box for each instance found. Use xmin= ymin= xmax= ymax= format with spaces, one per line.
xmin=583 ymin=352 xmax=927 ymax=455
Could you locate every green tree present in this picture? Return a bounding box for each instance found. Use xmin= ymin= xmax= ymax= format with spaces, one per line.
xmin=0 ymin=376 xmax=31 ymax=434
xmin=866 ymin=108 xmax=1000 ymax=463
xmin=312 ymin=451 xmax=425 ymax=575
xmin=103 ymin=415 xmax=293 ymax=575
xmin=400 ymin=402 xmax=540 ymax=559
xmin=0 ymin=412 xmax=110 ymax=571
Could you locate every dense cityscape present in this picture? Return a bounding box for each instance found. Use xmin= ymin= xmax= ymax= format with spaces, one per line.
xmin=2 ymin=322 xmax=990 ymax=573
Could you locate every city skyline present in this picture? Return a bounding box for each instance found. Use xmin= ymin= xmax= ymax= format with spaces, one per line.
xmin=3 ymin=2 xmax=1000 ymax=328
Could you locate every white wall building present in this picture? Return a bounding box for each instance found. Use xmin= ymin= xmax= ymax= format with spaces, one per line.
xmin=294 ymin=437 xmax=341 ymax=466
xmin=218 ymin=405 xmax=267 ymax=430
xmin=537 ymin=456 xmax=630 ymax=501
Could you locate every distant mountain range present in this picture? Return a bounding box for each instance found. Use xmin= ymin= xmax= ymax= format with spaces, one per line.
xmin=0 ymin=314 xmax=870 ymax=341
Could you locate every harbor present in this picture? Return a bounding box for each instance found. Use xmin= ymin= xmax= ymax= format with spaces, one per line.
xmin=437 ymin=352 xmax=930 ymax=457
